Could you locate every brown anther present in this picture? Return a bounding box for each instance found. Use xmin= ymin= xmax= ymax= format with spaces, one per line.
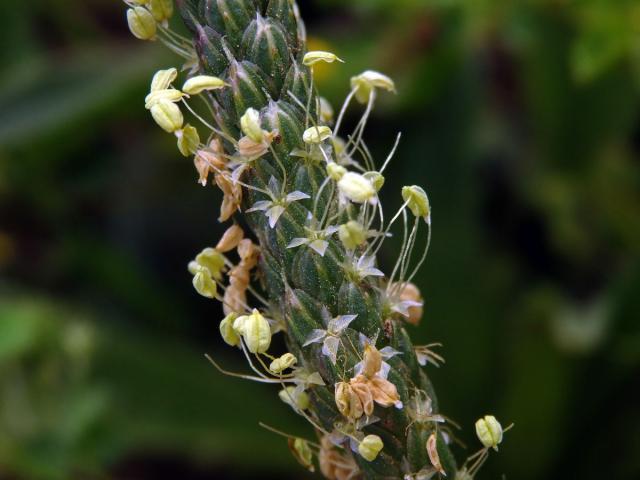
xmin=399 ymin=282 xmax=423 ymax=326
xmin=215 ymin=224 xmax=244 ymax=253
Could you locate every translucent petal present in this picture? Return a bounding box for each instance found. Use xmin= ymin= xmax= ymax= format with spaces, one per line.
xmin=322 ymin=336 xmax=340 ymax=364
xmin=379 ymin=346 xmax=402 ymax=359
xmin=305 ymin=372 xmax=325 ymax=386
xmin=267 ymin=176 xmax=280 ymax=195
xmin=362 ymin=267 xmax=385 ymax=277
xmin=392 ymin=300 xmax=423 ymax=316
xmin=267 ymin=205 xmax=286 ymax=228
xmin=416 ymin=352 xmax=428 ymax=366
xmin=379 ymin=361 xmax=391 ymax=380
xmin=324 ymin=225 xmax=340 ymax=236
xmin=287 ymin=238 xmax=310 ymax=249
xmin=286 ymin=191 xmax=311 ymax=202
xmin=246 ymin=200 xmax=272 ymax=212
xmin=331 ymin=314 xmax=358 ymax=333
xmin=303 ymin=329 xmax=327 ymax=347
xmin=308 ymin=239 xmax=328 ymax=256
xmin=353 ymin=360 xmax=364 ymax=377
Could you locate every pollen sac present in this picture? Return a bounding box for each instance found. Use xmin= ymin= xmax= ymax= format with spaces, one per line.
xmin=148 ymin=0 xmax=173 ymax=23
xmin=145 ymin=89 xmax=184 ymax=109
xmin=358 ymin=434 xmax=384 ymax=462
xmin=150 ymin=100 xmax=183 ymax=133
xmin=338 ymin=172 xmax=376 ymax=204
xmin=318 ymin=97 xmax=334 ymax=123
xmin=219 ymin=313 xmax=241 ymax=347
xmin=402 ymin=185 xmax=431 ymax=221
xmin=363 ymin=171 xmax=385 ymax=192
xmin=339 ymin=221 xmax=366 ymax=250
xmin=426 ymin=433 xmax=445 ymax=475
xmin=475 ymin=415 xmax=503 ymax=451
xmin=127 ymin=7 xmax=157 ymax=41
xmin=289 ymin=438 xmax=314 ymax=472
xmin=233 ymin=309 xmax=272 ymax=354
xmin=351 ymin=70 xmax=396 ymax=104
xmin=303 ymin=126 xmax=332 ymax=144
xmin=215 ymin=225 xmax=244 ymax=253
xmin=150 ymin=68 xmax=178 ymax=92
xmin=182 ymin=75 xmax=227 ymax=95
xmin=240 ymin=108 xmax=264 ymax=143
xmin=176 ymin=124 xmax=200 ymax=157
xmin=269 ymin=353 xmax=298 ymax=373
xmin=303 ymin=51 xmax=344 ymax=66
xmin=327 ymin=163 xmax=347 ymax=181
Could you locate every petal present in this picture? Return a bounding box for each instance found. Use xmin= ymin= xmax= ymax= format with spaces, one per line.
xmin=379 ymin=346 xmax=402 ymax=359
xmin=286 ymin=191 xmax=311 ymax=202
xmin=308 ymin=239 xmax=328 ymax=256
xmin=287 ymin=238 xmax=310 ymax=249
xmin=331 ymin=314 xmax=358 ymax=333
xmin=362 ymin=267 xmax=385 ymax=277
xmin=353 ymin=360 xmax=364 ymax=377
xmin=267 ymin=205 xmax=286 ymax=228
xmin=321 ymin=336 xmax=340 ymax=365
xmin=246 ymin=200 xmax=272 ymax=212
xmin=416 ymin=352 xmax=428 ymax=366
xmin=303 ymin=329 xmax=327 ymax=347
xmin=267 ymin=176 xmax=280 ymax=195
xmin=324 ymin=225 xmax=340 ymax=236
xmin=306 ymin=372 xmax=325 ymax=386
xmin=379 ymin=361 xmax=391 ymax=380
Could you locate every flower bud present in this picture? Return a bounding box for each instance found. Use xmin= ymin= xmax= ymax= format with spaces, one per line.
xmin=279 ymin=386 xmax=310 ymax=410
xmin=269 ymin=353 xmax=298 ymax=373
xmin=215 ymin=225 xmax=244 ymax=253
xmin=339 ymin=221 xmax=366 ymax=250
xmin=145 ymin=88 xmax=184 ymax=109
xmin=327 ymin=163 xmax=346 ymax=181
xmin=191 ymin=265 xmax=217 ymax=298
xmin=176 ymin=124 xmax=200 ymax=157
xmin=219 ymin=313 xmax=241 ymax=347
xmin=148 ymin=0 xmax=173 ymax=23
xmin=150 ymin=100 xmax=183 ymax=132
xmin=426 ymin=433 xmax=445 ymax=475
xmin=338 ymin=172 xmax=376 ymax=204
xmin=127 ymin=7 xmax=157 ymax=41
xmin=358 ymin=435 xmax=383 ymax=462
xmin=363 ymin=171 xmax=385 ymax=192
xmin=195 ymin=247 xmax=225 ymax=280
xmin=182 ymin=75 xmax=227 ymax=95
xmin=303 ymin=51 xmax=344 ymax=66
xmin=151 ymin=68 xmax=177 ymax=92
xmin=475 ymin=415 xmax=503 ymax=451
xmin=240 ymin=108 xmax=264 ymax=143
xmin=303 ymin=126 xmax=332 ymax=144
xmin=233 ymin=309 xmax=271 ymax=354
xmin=351 ymin=70 xmax=396 ymax=104
xmin=402 ymin=185 xmax=430 ymax=221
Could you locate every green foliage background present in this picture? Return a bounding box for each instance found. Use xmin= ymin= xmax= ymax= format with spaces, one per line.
xmin=1 ymin=0 xmax=639 ymax=478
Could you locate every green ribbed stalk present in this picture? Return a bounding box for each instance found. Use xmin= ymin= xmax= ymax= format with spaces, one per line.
xmin=177 ymin=1 xmax=457 ymax=477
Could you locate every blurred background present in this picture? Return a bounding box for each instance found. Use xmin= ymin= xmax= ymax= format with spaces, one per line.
xmin=1 ymin=0 xmax=639 ymax=479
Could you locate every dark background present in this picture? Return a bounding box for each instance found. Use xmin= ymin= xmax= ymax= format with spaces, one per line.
xmin=1 ymin=0 xmax=639 ymax=479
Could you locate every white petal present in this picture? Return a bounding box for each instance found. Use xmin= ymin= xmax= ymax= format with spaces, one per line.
xmin=267 ymin=205 xmax=286 ymax=228
xmin=267 ymin=176 xmax=280 ymax=195
xmin=231 ymin=163 xmax=249 ymax=184
xmin=306 ymin=372 xmax=325 ymax=386
xmin=303 ymin=329 xmax=327 ymax=346
xmin=286 ymin=191 xmax=311 ymax=202
xmin=331 ymin=314 xmax=358 ymax=333
xmin=416 ymin=352 xmax=427 ymax=366
xmin=379 ymin=361 xmax=391 ymax=380
xmin=362 ymin=267 xmax=385 ymax=277
xmin=380 ymin=346 xmax=402 ymax=359
xmin=287 ymin=238 xmax=310 ymax=249
xmin=353 ymin=360 xmax=364 ymax=377
xmin=324 ymin=225 xmax=340 ymax=236
xmin=246 ymin=200 xmax=272 ymax=212
xmin=309 ymin=239 xmax=328 ymax=256
xmin=322 ymin=336 xmax=340 ymax=364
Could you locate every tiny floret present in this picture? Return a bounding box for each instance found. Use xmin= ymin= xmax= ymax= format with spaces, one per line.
xmin=351 ymin=70 xmax=396 ymax=104
xmin=126 ymin=7 xmax=157 ymax=41
xmin=303 ymin=51 xmax=344 ymax=66
xmin=402 ymin=185 xmax=431 ymax=222
xmin=182 ymin=75 xmax=227 ymax=95
xmin=475 ymin=415 xmax=503 ymax=451
xmin=303 ymin=126 xmax=333 ymax=144
xmin=358 ymin=435 xmax=383 ymax=462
